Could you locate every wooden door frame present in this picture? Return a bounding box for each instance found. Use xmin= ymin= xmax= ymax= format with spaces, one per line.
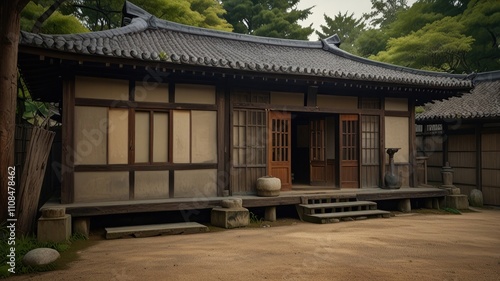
xmin=267 ymin=110 xmax=292 ymax=190
xmin=309 ymin=118 xmax=328 ymax=185
xmin=339 ymin=114 xmax=360 ymax=188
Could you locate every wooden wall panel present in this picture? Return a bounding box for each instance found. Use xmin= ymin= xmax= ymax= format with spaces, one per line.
xmin=482 ymin=133 xmax=500 ymax=205
xmin=175 ymin=84 xmax=216 ymax=104
xmin=173 ymin=110 xmax=191 ymax=163
xmin=231 ymin=167 xmax=266 ymax=195
xmin=74 ymin=171 xmax=129 ymax=202
xmin=135 ymin=82 xmax=169 ymax=103
xmin=384 ymin=116 xmax=409 ymax=163
xmin=74 ymin=106 xmax=107 ymax=165
xmin=428 ymin=167 xmax=442 ymax=183
xmin=153 ymin=112 xmax=168 ymax=163
xmin=75 ymin=76 xmax=128 ymax=100
xmin=270 ymin=92 xmax=304 ymax=106
xmin=134 ymin=171 xmax=169 ymax=200
xmin=448 ymin=152 xmax=476 ymax=168
xmin=108 ymin=108 xmax=129 ymax=164
xmin=385 ymin=98 xmax=408 ymax=111
xmin=482 ymin=152 xmax=500 ymax=169
xmin=317 ymin=95 xmax=357 ymax=109
xmin=135 ymin=112 xmax=150 ymax=163
xmin=453 ymin=167 xmax=476 ymax=185
xmin=174 ymin=169 xmax=217 ymax=197
xmin=448 ymin=134 xmax=475 ymax=151
xmin=192 ymin=111 xmax=217 ymax=163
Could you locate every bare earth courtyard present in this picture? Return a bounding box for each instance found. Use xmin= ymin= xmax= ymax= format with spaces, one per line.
xmin=13 ymin=209 xmax=500 ymax=281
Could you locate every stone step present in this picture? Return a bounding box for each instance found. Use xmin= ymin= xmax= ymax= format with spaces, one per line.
xmin=105 ymin=222 xmax=209 ymax=239
xmin=304 ymin=210 xmax=391 ymax=224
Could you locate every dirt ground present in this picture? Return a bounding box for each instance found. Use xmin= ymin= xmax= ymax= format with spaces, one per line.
xmin=13 ymin=209 xmax=500 ymax=281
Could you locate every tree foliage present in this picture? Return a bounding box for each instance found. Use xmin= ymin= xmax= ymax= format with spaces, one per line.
xmin=363 ymin=0 xmax=409 ymax=27
xmin=368 ymin=0 xmax=500 ymax=72
xmin=220 ymin=0 xmax=313 ymax=39
xmin=21 ymin=1 xmax=88 ymax=34
xmin=316 ymin=12 xmax=365 ymax=54
xmin=372 ymin=16 xmax=474 ymax=71
xmin=29 ymin=0 xmax=232 ymax=33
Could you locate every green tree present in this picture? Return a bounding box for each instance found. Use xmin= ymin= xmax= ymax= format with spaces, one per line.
xmin=371 ymin=16 xmax=475 ymax=72
xmin=221 ymin=0 xmax=313 ymax=40
xmin=315 ymin=12 xmax=366 ymax=54
xmin=355 ymin=28 xmax=390 ymax=57
xmin=38 ymin=0 xmax=232 ymax=32
xmin=369 ymin=0 xmax=500 ymax=72
xmin=364 ymin=0 xmax=409 ymax=27
xmin=21 ymin=1 xmax=88 ymax=34
xmin=460 ymin=0 xmax=500 ymax=71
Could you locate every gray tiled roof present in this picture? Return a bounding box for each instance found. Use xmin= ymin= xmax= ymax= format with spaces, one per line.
xmin=19 ymin=1 xmax=472 ymax=89
xmin=417 ymin=72 xmax=500 ymax=121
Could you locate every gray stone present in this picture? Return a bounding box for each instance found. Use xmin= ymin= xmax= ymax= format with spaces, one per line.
xmin=341 ymin=217 xmax=354 ymax=222
xmin=450 ymin=187 xmax=461 ymax=195
xmin=38 ymin=214 xmax=71 ymax=243
xmin=73 ymin=217 xmax=90 ymax=238
xmin=211 ymin=207 xmax=249 ymax=229
xmin=398 ymin=198 xmax=412 ymax=213
xmin=328 ymin=219 xmax=340 ymax=223
xmin=264 ymin=206 xmax=276 ymax=222
xmin=41 ymin=207 xmax=66 ymax=218
xmin=220 ymin=198 xmax=243 ymax=209
xmin=22 ymin=248 xmax=60 ymax=267
xmin=469 ymin=189 xmax=483 ymax=207
xmin=445 ymin=195 xmax=469 ymax=210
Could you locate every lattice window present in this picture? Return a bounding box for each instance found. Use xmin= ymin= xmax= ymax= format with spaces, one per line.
xmin=271 ymin=118 xmax=290 ymax=162
xmin=359 ymin=98 xmax=381 ymax=109
xmin=232 ymin=109 xmax=266 ymax=166
xmin=361 ymin=115 xmax=380 ymax=165
xmin=341 ymin=117 xmax=358 ymax=161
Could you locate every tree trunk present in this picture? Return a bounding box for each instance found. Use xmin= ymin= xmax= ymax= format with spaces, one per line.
xmin=0 ymin=0 xmax=30 ymax=223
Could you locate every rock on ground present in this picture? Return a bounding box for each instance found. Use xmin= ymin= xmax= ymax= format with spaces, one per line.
xmin=22 ymin=248 xmax=60 ymax=267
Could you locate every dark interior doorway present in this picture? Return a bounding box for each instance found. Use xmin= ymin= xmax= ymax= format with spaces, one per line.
xmin=291 ymin=113 xmax=338 ymax=188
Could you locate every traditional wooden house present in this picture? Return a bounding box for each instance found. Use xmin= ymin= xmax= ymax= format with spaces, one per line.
xmin=18 ymin=2 xmax=473 ymax=217
xmin=416 ymin=71 xmax=500 ymax=206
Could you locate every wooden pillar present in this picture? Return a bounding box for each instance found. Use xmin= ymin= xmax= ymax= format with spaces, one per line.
xmin=475 ymin=123 xmax=482 ymax=191
xmin=409 ymin=99 xmax=417 ymax=187
xmin=61 ymin=77 xmax=75 ymax=204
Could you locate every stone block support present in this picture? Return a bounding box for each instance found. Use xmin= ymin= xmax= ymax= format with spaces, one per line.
xmin=398 ymin=199 xmax=411 ymax=213
xmin=265 ymin=206 xmax=276 ymax=222
xmin=38 ymin=214 xmax=71 ymax=242
xmin=73 ymin=217 xmax=90 ymax=238
xmin=445 ymin=195 xmax=469 ymax=210
xmin=211 ymin=207 xmax=249 ymax=229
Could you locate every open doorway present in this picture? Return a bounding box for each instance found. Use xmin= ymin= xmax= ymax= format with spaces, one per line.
xmin=291 ymin=113 xmax=338 ymax=188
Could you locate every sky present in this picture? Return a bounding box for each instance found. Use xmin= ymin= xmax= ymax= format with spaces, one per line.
xmin=297 ymin=0 xmax=417 ymax=41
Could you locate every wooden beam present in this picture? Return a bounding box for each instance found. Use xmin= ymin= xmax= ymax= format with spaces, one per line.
xmin=74 ymin=163 xmax=218 ymax=172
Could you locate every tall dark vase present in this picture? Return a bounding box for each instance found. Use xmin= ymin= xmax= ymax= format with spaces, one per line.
xmin=383 ymin=148 xmax=401 ymax=189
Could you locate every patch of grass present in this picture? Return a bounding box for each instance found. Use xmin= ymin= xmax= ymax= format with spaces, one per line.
xmin=249 ymin=212 xmax=263 ymax=225
xmin=0 ymin=223 xmax=89 ymax=279
xmin=442 ymin=207 xmax=462 ymax=214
